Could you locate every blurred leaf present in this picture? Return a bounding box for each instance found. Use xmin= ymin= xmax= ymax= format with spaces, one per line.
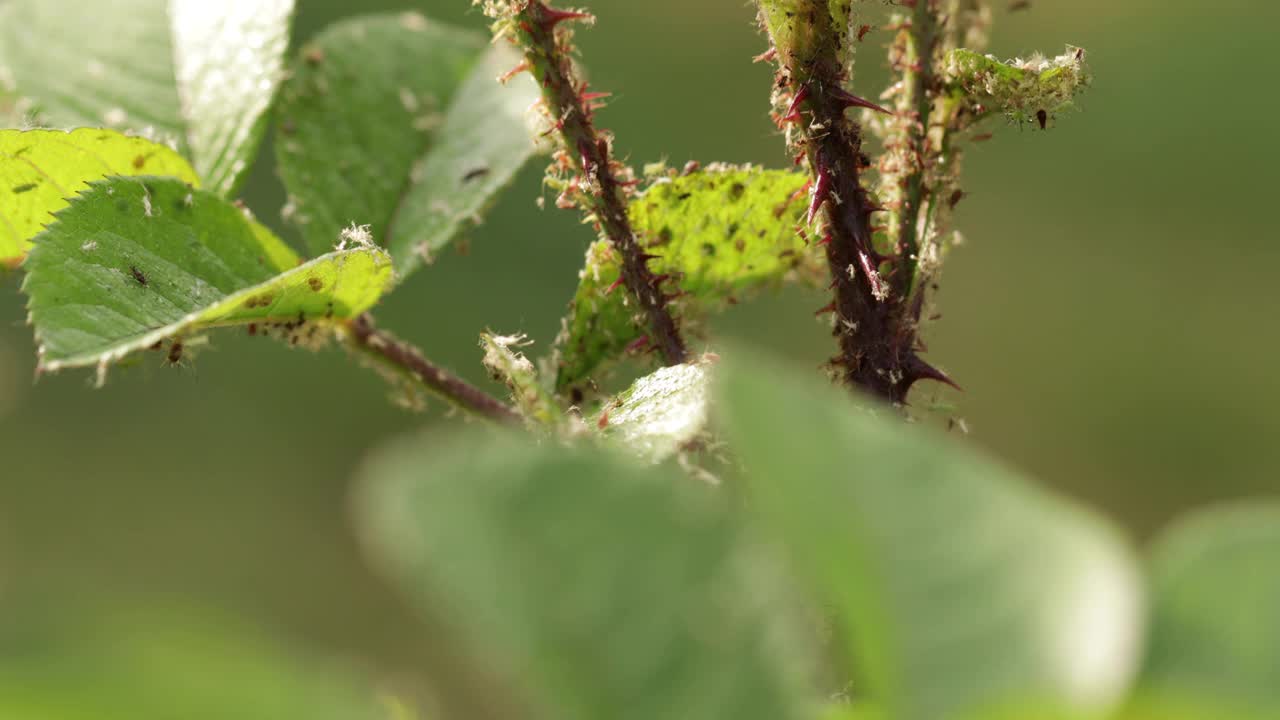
xmin=553 ymin=166 xmax=818 ymax=393
xmin=275 ymin=12 xmax=540 ymax=271
xmin=171 ymin=0 xmax=296 ymax=195
xmin=0 ymin=1 xmax=294 ymax=197
xmin=22 ymin=176 xmax=391 ymax=373
xmin=717 ymin=352 xmax=1144 ymax=720
xmin=0 ymin=128 xmax=199 ymax=267
xmin=596 ymin=361 xmax=711 ymax=463
xmin=1131 ymin=502 xmax=1280 ymax=718
xmin=356 ymin=431 xmax=813 ymax=720
xmin=0 ymin=607 xmax=387 ymax=720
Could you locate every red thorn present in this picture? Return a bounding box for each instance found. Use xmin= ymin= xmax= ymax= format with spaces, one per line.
xmin=605 ymin=276 xmax=625 ymax=294
xmin=814 ymin=301 xmax=837 ymax=316
xmin=832 ymin=86 xmax=892 ymax=115
xmin=783 ymin=85 xmax=810 ymax=123
xmin=499 ymin=60 xmax=531 ymax=84
xmin=625 ymin=335 xmax=651 ymax=354
xmin=534 ymin=2 xmax=593 ymax=32
xmin=650 ymin=273 xmax=671 ymax=287
xmin=637 ymin=252 xmax=661 ymax=263
xmin=817 ymin=234 xmax=832 ymax=246
xmin=808 ymin=165 xmax=833 ymax=226
xmin=859 ymin=251 xmax=888 ymax=300
xmin=906 ymin=355 xmax=962 ymax=392
xmin=753 ymin=47 xmax=778 ymax=63
xmin=581 ymin=91 xmax=611 ymax=102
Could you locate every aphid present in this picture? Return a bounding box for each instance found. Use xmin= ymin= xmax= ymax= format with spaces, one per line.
xmin=132 ymin=154 xmax=146 ymax=169
xmin=304 ymin=46 xmax=325 ymax=66
xmin=129 ymin=265 xmax=148 ymax=287
xmin=1009 ymin=0 xmax=1031 ymax=11
xmin=166 ymin=340 xmax=183 ymax=365
xmin=1036 ymin=109 xmax=1048 ymax=129
xmin=856 ymin=24 xmax=873 ymax=42
xmin=948 ymin=189 xmax=967 ymax=209
xmin=461 ymin=166 xmax=491 ymax=183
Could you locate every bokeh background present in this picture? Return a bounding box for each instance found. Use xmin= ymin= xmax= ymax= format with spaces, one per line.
xmin=0 ymin=0 xmax=1275 ymax=673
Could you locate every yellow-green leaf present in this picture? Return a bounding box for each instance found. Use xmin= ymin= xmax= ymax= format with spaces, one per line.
xmin=0 ymin=128 xmax=199 ymax=266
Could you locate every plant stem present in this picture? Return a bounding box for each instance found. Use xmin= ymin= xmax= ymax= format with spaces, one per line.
xmin=342 ymin=313 xmax=522 ymax=425
xmin=893 ymin=1 xmax=940 ymax=300
xmin=487 ymin=0 xmax=688 ymax=367
xmin=757 ymin=0 xmax=954 ymax=403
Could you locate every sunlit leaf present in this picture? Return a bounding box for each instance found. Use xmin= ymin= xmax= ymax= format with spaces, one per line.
xmin=170 ymin=0 xmax=296 ymax=194
xmin=357 ymin=431 xmax=814 ymax=720
xmin=553 ymin=166 xmax=817 ymax=393
xmin=717 ymin=351 xmax=1145 ymax=720
xmin=0 ymin=128 xmax=199 ymax=267
xmin=0 ymin=0 xmax=295 ymax=197
xmin=275 ymin=12 xmax=540 ymax=273
xmin=22 ymin=176 xmax=391 ymax=374
xmin=595 ymin=361 xmax=711 ymax=463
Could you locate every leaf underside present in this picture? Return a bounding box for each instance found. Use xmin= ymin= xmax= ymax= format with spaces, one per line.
xmin=275 ymin=12 xmax=540 ymax=273
xmin=0 ymin=128 xmax=199 ymax=266
xmin=595 ymin=362 xmax=711 ymax=464
xmin=23 ymin=177 xmax=391 ymax=372
xmin=553 ymin=166 xmax=818 ymax=394
xmin=0 ymin=0 xmax=294 ymax=197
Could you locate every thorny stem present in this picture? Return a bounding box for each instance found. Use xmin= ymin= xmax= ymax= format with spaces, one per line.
xmin=482 ymin=0 xmax=688 ymax=367
xmin=758 ymin=0 xmax=954 ymax=403
xmin=343 ymin=314 xmax=522 ymax=425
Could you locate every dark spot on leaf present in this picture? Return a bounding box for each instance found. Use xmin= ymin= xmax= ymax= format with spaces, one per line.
xmin=727 ymin=222 xmax=740 ymax=238
xmin=281 ymin=119 xmax=296 ymax=136
xmin=701 ymin=242 xmax=716 ymax=257
xmin=132 ymin=154 xmax=146 ymax=169
xmin=129 ymin=265 xmax=148 ymax=287
xmin=676 ymin=192 xmax=692 ymax=201
xmin=12 ymin=183 xmax=37 ymax=194
xmin=461 ymin=166 xmax=490 ymax=184
xmin=728 ymin=182 xmax=746 ymax=200
xmin=307 ymin=277 xmax=324 ymax=292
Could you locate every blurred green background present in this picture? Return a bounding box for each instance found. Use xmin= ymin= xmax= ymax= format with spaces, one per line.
xmin=0 ymin=0 xmax=1275 ymax=673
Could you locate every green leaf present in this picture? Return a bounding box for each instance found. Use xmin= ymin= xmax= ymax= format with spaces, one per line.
xmin=356 ymin=431 xmax=813 ymax=720
xmin=0 ymin=128 xmax=200 ymax=267
xmin=0 ymin=0 xmax=294 ymax=196
xmin=1133 ymin=502 xmax=1280 ymax=718
xmin=22 ymin=176 xmax=392 ymax=374
xmin=0 ymin=607 xmax=388 ymax=720
xmin=716 ymin=352 xmax=1144 ymax=720
xmin=170 ymin=0 xmax=296 ymax=194
xmin=944 ymin=47 xmax=1091 ymax=126
xmin=596 ymin=362 xmax=711 ymax=464
xmin=275 ymin=12 xmax=541 ymax=273
xmin=553 ymin=166 xmax=818 ymax=393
